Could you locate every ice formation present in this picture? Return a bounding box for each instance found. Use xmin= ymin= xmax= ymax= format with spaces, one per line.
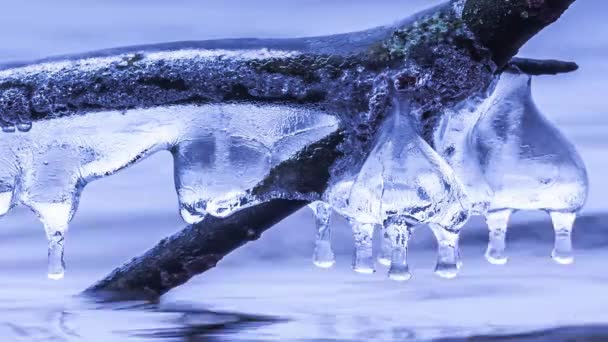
xmin=0 ymin=0 xmax=585 ymax=282
xmin=0 ymin=104 xmax=338 ymax=279
xmin=309 ymin=70 xmax=588 ymax=280
xmin=472 ymin=70 xmax=589 ymax=265
xmin=308 ymin=201 xmax=335 ymax=268
xmin=323 ymin=99 xmax=471 ymax=280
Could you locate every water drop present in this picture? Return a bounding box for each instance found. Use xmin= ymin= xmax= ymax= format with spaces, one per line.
xmin=2 ymin=125 xmax=15 ymax=133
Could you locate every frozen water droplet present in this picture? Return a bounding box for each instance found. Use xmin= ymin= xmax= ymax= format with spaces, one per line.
xmin=309 ymin=201 xmax=335 ymax=268
xmin=550 ymin=211 xmax=576 ymax=265
xmin=16 ymin=122 xmax=32 ymax=132
xmin=386 ymin=220 xmax=412 ymax=281
xmin=350 ymin=220 xmax=375 ymax=274
xmin=2 ymin=125 xmax=15 ymax=133
xmin=47 ymin=231 xmax=65 ymax=280
xmin=484 ymin=210 xmax=511 ymax=265
xmin=430 ymin=224 xmax=460 ymax=279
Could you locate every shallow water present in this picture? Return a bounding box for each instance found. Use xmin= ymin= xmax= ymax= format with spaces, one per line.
xmin=0 ymin=1 xmax=606 ymax=341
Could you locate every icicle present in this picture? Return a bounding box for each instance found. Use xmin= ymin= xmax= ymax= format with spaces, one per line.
xmin=27 ymin=202 xmax=75 ymax=280
xmin=429 ymin=224 xmax=460 ymax=279
xmin=377 ymin=227 xmax=393 ymax=266
xmin=172 ymin=105 xmax=339 ymax=222
xmin=308 ymin=201 xmax=335 ymax=268
xmin=350 ymin=220 xmax=375 ymax=274
xmin=550 ymin=211 xmax=576 ymax=265
xmin=47 ymin=231 xmax=66 ymax=280
xmin=385 ymin=219 xmax=412 ymax=281
xmin=0 ymin=189 xmax=13 ymax=216
xmin=484 ymin=209 xmax=511 ymax=265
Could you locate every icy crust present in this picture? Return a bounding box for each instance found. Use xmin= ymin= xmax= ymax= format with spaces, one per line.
xmin=0 ymin=103 xmax=339 ymax=278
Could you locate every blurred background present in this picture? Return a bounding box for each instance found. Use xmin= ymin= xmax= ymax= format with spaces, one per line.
xmin=0 ymin=1 xmax=605 ymax=341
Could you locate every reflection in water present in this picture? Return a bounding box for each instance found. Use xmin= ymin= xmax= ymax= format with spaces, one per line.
xmin=117 ymin=302 xmax=285 ymax=341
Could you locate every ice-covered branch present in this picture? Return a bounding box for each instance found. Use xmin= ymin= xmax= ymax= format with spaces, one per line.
xmin=78 ymin=0 xmax=577 ymax=301
xmin=0 ymin=0 xmax=576 ymax=298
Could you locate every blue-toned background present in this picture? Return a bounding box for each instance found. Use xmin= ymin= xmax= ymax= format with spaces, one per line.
xmin=0 ymin=1 xmax=605 ymax=340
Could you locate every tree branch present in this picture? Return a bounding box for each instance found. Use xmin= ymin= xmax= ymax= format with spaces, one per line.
xmin=85 ymin=133 xmax=343 ymax=301
xmin=509 ymin=57 xmax=578 ymax=75
xmin=84 ymin=0 xmax=576 ymax=301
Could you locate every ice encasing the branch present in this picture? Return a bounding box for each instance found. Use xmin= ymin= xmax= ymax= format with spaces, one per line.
xmin=0 ymin=104 xmax=339 ymax=279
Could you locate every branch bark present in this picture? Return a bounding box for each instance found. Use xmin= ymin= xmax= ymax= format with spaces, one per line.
xmin=84 ymin=0 xmax=576 ymax=301
xmin=509 ymin=57 xmax=578 ymax=75
xmin=85 ymin=133 xmax=343 ymax=300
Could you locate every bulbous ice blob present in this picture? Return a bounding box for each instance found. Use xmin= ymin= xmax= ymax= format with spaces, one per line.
xmin=0 ymin=103 xmax=339 ymax=278
xmin=308 ymin=201 xmax=335 ymax=268
xmin=343 ymin=99 xmax=470 ymax=279
xmin=173 ymin=134 xmax=271 ymax=222
xmin=172 ymin=104 xmax=340 ymax=221
xmin=473 ymin=70 xmax=588 ymax=264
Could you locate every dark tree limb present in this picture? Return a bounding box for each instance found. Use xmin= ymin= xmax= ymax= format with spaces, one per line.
xmin=509 ymin=57 xmax=578 ymax=75
xmin=84 ymin=0 xmax=576 ymax=301
xmin=85 ymin=133 xmax=344 ymax=301
xmin=463 ymin=0 xmax=576 ymax=68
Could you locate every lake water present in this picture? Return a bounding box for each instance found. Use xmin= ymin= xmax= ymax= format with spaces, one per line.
xmin=0 ymin=1 xmax=606 ymax=341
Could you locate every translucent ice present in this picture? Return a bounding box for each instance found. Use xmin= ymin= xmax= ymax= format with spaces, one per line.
xmin=0 ymin=104 xmax=339 ymax=278
xmin=308 ymin=201 xmax=335 ymax=268
xmin=385 ymin=218 xmax=411 ymax=281
xmin=433 ymin=97 xmax=494 ymax=216
xmin=473 ymin=70 xmax=588 ymax=264
xmin=340 ymin=99 xmax=470 ymax=279
xmin=173 ymin=104 xmax=339 ymax=222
